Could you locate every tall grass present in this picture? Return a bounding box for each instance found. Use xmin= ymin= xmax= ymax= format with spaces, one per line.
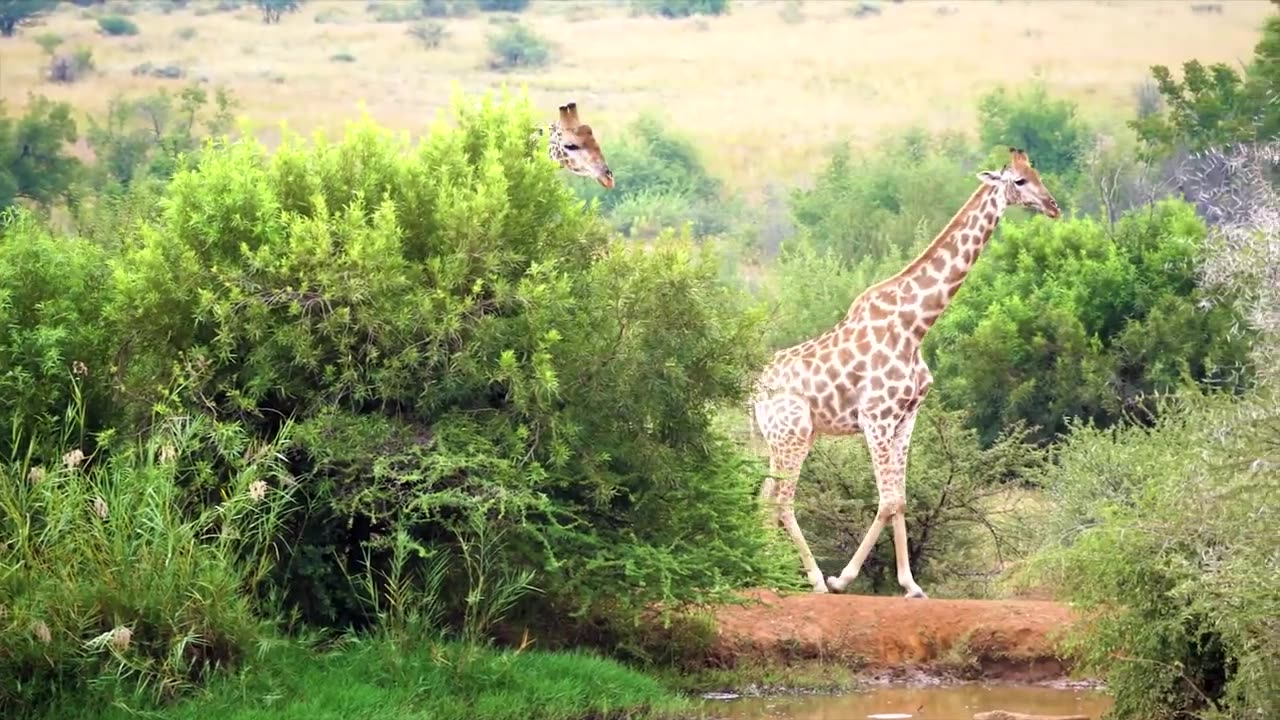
xmin=0 ymin=388 xmax=298 ymax=712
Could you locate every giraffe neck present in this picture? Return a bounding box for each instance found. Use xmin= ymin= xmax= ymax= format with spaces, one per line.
xmin=546 ymin=122 xmax=568 ymax=165
xmin=893 ymin=183 xmax=1007 ymax=339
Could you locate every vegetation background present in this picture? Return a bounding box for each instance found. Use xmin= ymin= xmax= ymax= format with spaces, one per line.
xmin=1 ymin=1 xmax=1277 ymax=720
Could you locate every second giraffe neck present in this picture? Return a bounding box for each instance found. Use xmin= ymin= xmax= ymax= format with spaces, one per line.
xmin=887 ymin=183 xmax=1006 ymax=333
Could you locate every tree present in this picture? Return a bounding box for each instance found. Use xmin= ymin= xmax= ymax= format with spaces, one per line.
xmin=0 ymin=0 xmax=56 ymax=37
xmin=977 ymin=82 xmax=1092 ymax=182
xmin=0 ymin=95 xmax=81 ymax=211
xmin=1132 ymin=16 xmax=1280 ymax=156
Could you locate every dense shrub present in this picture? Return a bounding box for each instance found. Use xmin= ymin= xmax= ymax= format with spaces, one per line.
xmin=84 ymin=84 xmax=236 ymax=193
xmin=1132 ymin=16 xmax=1280 ymax=155
xmin=925 ymin=199 xmax=1254 ymax=446
xmin=631 ymin=0 xmax=729 ymax=18
xmin=1028 ymin=392 xmax=1279 ymax=719
xmin=0 ymin=407 xmax=296 ymax=715
xmin=486 ymin=23 xmax=551 ymax=70
xmin=0 ymin=95 xmax=82 ymax=211
xmin=788 ymin=129 xmax=979 ymax=263
xmin=0 ymin=211 xmax=115 ymax=462
xmin=100 ymin=93 xmax=792 ymax=628
xmin=976 ymin=81 xmax=1092 ymax=185
xmin=96 ymin=15 xmax=139 ymax=36
xmin=572 ymin=113 xmax=731 ymax=237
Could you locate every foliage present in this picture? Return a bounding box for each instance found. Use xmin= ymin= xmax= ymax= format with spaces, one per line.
xmin=0 ymin=404 xmax=298 ymax=715
xmin=408 ymin=20 xmax=448 ymax=48
xmin=0 ymin=0 xmax=56 ymax=37
xmin=976 ymin=81 xmax=1093 ymax=185
xmin=0 ymin=95 xmax=82 ymax=211
xmin=760 ymin=233 xmax=903 ymax=351
xmin=788 ymin=128 xmax=978 ymax=264
xmin=1132 ymin=16 xmax=1280 ymax=156
xmin=98 ymin=92 xmax=791 ymax=629
xmin=1028 ymin=392 xmax=1279 ymax=719
xmin=96 ymin=15 xmax=139 ymax=36
xmin=925 ymin=200 xmax=1254 ymax=446
xmin=37 ymin=638 xmax=688 ymax=720
xmin=475 ymin=0 xmax=529 ymax=11
xmin=572 ymin=112 xmax=730 ymax=238
xmin=256 ymin=0 xmax=301 ymax=23
xmin=486 ymin=22 xmax=550 ymax=70
xmin=631 ymin=0 xmax=729 ymax=18
xmin=84 ymin=83 xmax=237 ymax=193
xmin=0 ymin=211 xmax=116 ymax=462
xmin=795 ymin=404 xmax=1046 ymax=595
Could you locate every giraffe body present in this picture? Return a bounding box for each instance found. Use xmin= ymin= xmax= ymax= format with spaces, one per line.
xmin=753 ymin=148 xmax=1061 ymax=596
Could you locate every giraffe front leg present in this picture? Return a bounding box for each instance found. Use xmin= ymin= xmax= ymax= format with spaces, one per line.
xmin=825 ymin=415 xmax=925 ymax=597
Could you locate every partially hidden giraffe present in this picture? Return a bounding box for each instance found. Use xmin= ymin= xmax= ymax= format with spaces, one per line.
xmin=751 ymin=147 xmax=1061 ymax=596
xmin=539 ymin=101 xmax=615 ymax=189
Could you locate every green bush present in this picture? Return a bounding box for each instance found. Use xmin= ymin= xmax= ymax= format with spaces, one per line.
xmin=96 ymin=15 xmax=139 ymax=36
xmin=631 ymin=0 xmax=729 ymax=18
xmin=485 ymin=23 xmax=550 ymax=70
xmin=101 ymin=92 xmax=792 ymax=628
xmin=788 ymin=128 xmax=978 ymax=264
xmin=571 ymin=112 xmax=732 ymax=237
xmin=475 ymin=0 xmax=528 ymax=11
xmin=0 ymin=405 xmax=297 ymax=715
xmin=0 ymin=95 xmax=82 ymax=211
xmin=1132 ymin=16 xmax=1280 ymax=155
xmin=925 ymin=199 xmax=1254 ymax=446
xmin=1028 ymin=391 xmax=1279 ymax=719
xmin=0 ymin=210 xmax=114 ymax=462
xmin=976 ymin=81 xmax=1092 ymax=185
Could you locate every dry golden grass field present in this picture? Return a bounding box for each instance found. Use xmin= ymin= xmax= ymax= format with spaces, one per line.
xmin=1 ymin=0 xmax=1271 ymax=194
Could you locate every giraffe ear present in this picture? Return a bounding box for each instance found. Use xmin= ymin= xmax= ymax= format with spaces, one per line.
xmin=977 ymin=170 xmax=1003 ymax=186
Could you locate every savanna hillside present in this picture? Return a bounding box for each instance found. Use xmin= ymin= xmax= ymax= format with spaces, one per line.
xmin=2 ymin=1 xmax=1278 ymax=720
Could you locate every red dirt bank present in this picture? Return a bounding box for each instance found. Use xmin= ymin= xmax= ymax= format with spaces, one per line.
xmin=709 ymin=590 xmax=1083 ymax=683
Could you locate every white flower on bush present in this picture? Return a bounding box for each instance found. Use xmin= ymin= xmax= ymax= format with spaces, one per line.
xmin=62 ymin=448 xmax=85 ymax=470
xmin=248 ymin=480 xmax=268 ymax=502
xmin=92 ymin=496 xmax=109 ymax=520
xmin=33 ymin=621 xmax=51 ymax=644
xmin=27 ymin=466 xmax=45 ymax=484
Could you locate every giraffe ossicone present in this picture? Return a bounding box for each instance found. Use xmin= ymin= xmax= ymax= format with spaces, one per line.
xmin=542 ymin=100 xmax=615 ymax=189
xmin=751 ymin=146 xmax=1061 ymax=597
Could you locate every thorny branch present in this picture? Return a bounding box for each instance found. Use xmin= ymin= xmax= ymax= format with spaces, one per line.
xmin=1172 ymin=140 xmax=1280 ymax=382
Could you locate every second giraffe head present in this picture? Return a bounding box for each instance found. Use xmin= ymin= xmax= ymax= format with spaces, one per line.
xmin=977 ymin=147 xmax=1061 ymax=219
xmin=553 ymin=102 xmax=615 ymax=189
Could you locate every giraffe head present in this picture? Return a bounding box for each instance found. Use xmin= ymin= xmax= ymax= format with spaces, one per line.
xmin=977 ymin=147 xmax=1061 ymax=219
xmin=551 ymin=101 xmax=615 ymax=189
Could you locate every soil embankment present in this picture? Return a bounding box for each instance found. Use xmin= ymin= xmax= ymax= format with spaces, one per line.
xmin=708 ymin=590 xmax=1082 ymax=683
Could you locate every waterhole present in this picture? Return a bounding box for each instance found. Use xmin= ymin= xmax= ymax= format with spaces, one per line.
xmin=702 ymin=684 xmax=1112 ymax=720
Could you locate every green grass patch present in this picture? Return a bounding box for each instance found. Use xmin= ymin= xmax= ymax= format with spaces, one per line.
xmin=40 ymin=638 xmax=691 ymax=720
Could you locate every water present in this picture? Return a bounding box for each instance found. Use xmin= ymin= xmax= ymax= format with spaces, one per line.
xmin=701 ymin=684 xmax=1112 ymax=720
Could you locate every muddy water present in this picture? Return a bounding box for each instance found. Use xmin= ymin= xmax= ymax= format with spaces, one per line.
xmin=702 ymin=684 xmax=1112 ymax=720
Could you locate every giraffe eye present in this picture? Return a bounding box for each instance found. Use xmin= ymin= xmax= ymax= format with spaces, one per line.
xmin=1014 ymin=178 xmax=1028 ymax=186
xmin=562 ymin=143 xmax=581 ymax=151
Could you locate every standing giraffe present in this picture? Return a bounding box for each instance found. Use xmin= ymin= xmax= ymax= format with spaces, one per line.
xmin=538 ymin=101 xmax=615 ymax=189
xmin=752 ymin=147 xmax=1061 ymax=596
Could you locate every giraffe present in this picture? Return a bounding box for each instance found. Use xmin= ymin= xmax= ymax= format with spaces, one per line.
xmin=751 ymin=147 xmax=1061 ymax=596
xmin=538 ymin=101 xmax=615 ymax=189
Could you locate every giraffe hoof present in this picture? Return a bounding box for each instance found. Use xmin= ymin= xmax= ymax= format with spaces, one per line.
xmin=905 ymin=588 xmax=928 ymax=599
xmin=824 ymin=576 xmax=847 ymax=593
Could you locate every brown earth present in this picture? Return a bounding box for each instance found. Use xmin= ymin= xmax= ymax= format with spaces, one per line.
xmin=707 ymin=589 xmax=1084 ymax=684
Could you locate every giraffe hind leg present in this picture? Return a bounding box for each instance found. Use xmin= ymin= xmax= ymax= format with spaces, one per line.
xmin=759 ymin=397 xmax=826 ymax=593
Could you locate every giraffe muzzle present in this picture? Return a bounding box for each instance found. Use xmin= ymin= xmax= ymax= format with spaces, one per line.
xmin=598 ymin=168 xmax=615 ymax=189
